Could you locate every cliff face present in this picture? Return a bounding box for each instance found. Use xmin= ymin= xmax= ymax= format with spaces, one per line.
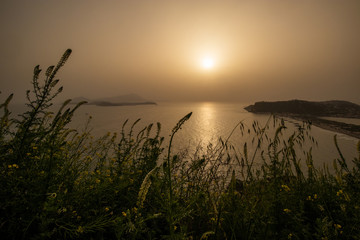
xmin=244 ymin=100 xmax=360 ymax=118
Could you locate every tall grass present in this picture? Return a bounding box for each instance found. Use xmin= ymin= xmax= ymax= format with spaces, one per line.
xmin=1 ymin=49 xmax=360 ymax=239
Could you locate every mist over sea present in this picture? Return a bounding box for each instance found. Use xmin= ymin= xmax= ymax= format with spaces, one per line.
xmin=64 ymin=102 xmax=359 ymax=168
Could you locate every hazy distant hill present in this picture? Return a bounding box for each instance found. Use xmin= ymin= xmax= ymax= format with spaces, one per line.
xmin=71 ymin=94 xmax=156 ymax=106
xmin=93 ymin=94 xmax=148 ymax=104
xmin=245 ymin=100 xmax=360 ymax=118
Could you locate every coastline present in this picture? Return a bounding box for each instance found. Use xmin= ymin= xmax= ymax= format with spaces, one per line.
xmin=276 ymin=114 xmax=360 ymax=140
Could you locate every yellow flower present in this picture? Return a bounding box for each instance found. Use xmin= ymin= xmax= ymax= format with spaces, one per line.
xmin=313 ymin=194 xmax=318 ymax=199
xmin=32 ymin=146 xmax=37 ymax=150
xmin=77 ymin=226 xmax=84 ymax=233
xmin=337 ymin=190 xmax=343 ymax=197
xmin=49 ymin=192 xmax=57 ymax=199
xmin=306 ymin=196 xmax=312 ymax=201
xmin=283 ymin=208 xmax=291 ymax=213
xmin=95 ymin=179 xmax=101 ymax=184
xmin=281 ymin=185 xmax=291 ymax=192
xmin=122 ymin=211 xmax=127 ymax=217
xmin=288 ymin=233 xmax=293 ymax=239
xmin=105 ymin=207 xmax=109 ymax=212
xmin=8 ymin=165 xmax=12 ymax=168
xmin=334 ymin=224 xmax=342 ymax=229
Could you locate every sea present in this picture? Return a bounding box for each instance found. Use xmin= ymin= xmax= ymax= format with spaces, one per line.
xmin=10 ymin=101 xmax=360 ymax=169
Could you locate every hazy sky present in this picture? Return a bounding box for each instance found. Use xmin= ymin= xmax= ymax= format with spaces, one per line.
xmin=1 ymin=0 xmax=360 ymax=104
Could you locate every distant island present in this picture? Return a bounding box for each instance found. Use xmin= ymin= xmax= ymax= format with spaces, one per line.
xmin=71 ymin=94 xmax=157 ymax=107
xmin=245 ymin=100 xmax=360 ymax=139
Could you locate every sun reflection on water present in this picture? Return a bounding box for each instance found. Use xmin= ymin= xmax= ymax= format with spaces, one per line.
xmin=196 ymin=102 xmax=217 ymax=147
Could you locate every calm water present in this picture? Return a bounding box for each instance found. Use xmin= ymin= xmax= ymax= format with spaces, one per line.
xmin=67 ymin=102 xmax=359 ymax=168
xmin=10 ymin=102 xmax=359 ymax=169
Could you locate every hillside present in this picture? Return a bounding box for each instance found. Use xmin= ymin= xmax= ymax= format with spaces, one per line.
xmin=245 ymin=100 xmax=360 ymax=118
xmin=245 ymin=100 xmax=360 ymax=139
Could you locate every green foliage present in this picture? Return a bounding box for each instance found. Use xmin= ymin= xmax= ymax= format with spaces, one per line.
xmin=1 ymin=49 xmax=360 ymax=239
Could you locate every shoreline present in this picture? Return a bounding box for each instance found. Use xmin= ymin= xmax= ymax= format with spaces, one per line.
xmin=276 ymin=114 xmax=360 ymax=140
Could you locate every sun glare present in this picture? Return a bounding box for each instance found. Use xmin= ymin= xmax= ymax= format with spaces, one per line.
xmin=201 ymin=57 xmax=215 ymax=69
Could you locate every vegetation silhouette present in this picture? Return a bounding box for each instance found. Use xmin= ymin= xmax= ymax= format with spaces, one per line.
xmin=1 ymin=49 xmax=360 ymax=239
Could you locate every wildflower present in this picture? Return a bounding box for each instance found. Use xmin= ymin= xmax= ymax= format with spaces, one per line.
xmin=105 ymin=207 xmax=109 ymax=212
xmin=77 ymin=226 xmax=84 ymax=233
xmin=57 ymin=207 xmax=67 ymax=214
xmin=288 ymin=233 xmax=293 ymax=239
xmin=8 ymin=165 xmax=12 ymax=168
xmin=337 ymin=189 xmax=343 ymax=197
xmin=313 ymin=194 xmax=318 ymax=199
xmin=95 ymin=179 xmax=101 ymax=184
xmin=12 ymin=164 xmax=19 ymax=168
xmin=307 ymin=196 xmax=312 ymax=201
xmin=334 ymin=224 xmax=342 ymax=229
xmin=49 ymin=192 xmax=57 ymax=199
xmin=26 ymin=153 xmax=31 ymax=156
xmin=283 ymin=208 xmax=291 ymax=213
xmin=32 ymin=146 xmax=38 ymax=150
xmin=122 ymin=211 xmax=127 ymax=217
xmin=281 ymin=185 xmax=291 ymax=192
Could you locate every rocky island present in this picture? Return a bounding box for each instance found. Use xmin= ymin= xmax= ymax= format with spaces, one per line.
xmin=245 ymin=100 xmax=360 ymax=139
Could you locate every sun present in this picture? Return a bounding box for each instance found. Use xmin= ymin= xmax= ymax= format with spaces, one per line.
xmin=201 ymin=57 xmax=215 ymax=69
